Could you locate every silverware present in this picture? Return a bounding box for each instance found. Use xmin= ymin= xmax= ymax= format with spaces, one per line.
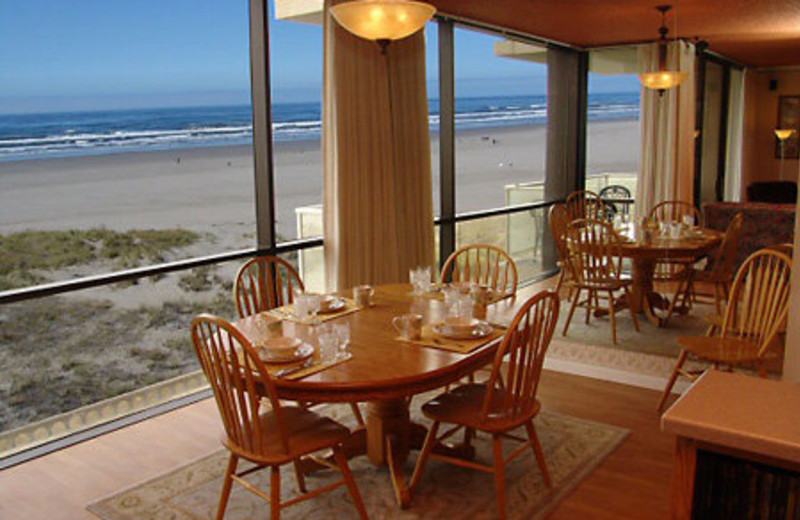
xmin=275 ymin=358 xmax=314 ymax=378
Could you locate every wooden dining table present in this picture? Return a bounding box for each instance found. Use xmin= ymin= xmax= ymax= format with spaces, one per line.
xmin=234 ymin=283 xmax=535 ymax=507
xmin=616 ymin=225 xmax=723 ymax=327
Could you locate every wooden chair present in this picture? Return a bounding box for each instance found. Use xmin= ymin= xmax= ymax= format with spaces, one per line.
xmin=440 ymin=244 xmax=518 ymax=297
xmin=672 ymin=213 xmax=744 ymax=318
xmin=234 ymin=255 xmax=365 ymax=426
xmin=562 ymin=218 xmax=640 ymax=345
xmin=646 ymin=200 xmax=704 ymax=228
xmin=548 ymin=203 xmax=573 ymax=296
xmin=407 ymin=290 xmax=560 ymax=520
xmin=234 ymin=255 xmax=304 ymax=319
xmin=657 ymin=249 xmax=792 ymax=412
xmin=565 ymin=190 xmax=605 ymax=221
xmin=190 ymin=314 xmax=370 ymax=520
xmin=645 ymin=201 xmax=705 ymax=319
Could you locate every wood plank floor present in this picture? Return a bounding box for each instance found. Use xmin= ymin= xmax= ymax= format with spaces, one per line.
xmin=0 ymin=370 xmax=674 ymax=520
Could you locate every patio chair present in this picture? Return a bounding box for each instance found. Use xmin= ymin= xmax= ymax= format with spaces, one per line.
xmin=656 ymin=249 xmax=792 ymax=412
xmin=190 ymin=314 xmax=370 ymax=520
xmin=599 ymin=184 xmax=632 ymax=218
xmin=440 ymin=244 xmax=518 ymax=298
xmin=562 ymin=218 xmax=639 ymax=344
xmin=406 ymin=290 xmax=560 ymax=520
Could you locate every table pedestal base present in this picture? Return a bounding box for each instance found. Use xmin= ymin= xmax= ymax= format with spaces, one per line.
xmin=298 ymin=397 xmax=475 ymax=507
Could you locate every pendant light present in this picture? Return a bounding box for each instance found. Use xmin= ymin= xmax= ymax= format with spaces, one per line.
xmin=330 ymin=0 xmax=436 ymax=52
xmin=639 ymin=5 xmax=688 ymax=92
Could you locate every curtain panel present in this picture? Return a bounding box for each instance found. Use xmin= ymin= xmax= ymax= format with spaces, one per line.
xmin=323 ymin=1 xmax=434 ymax=291
xmin=636 ymin=41 xmax=697 ymax=220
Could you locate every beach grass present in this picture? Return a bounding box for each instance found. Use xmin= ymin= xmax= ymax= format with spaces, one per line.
xmin=0 ymin=293 xmax=234 ymax=431
xmin=0 ymin=228 xmax=200 ymax=291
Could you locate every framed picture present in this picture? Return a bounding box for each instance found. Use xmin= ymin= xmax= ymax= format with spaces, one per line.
xmin=776 ymin=95 xmax=800 ymax=159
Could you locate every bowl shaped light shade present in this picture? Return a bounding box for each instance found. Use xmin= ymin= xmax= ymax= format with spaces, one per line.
xmin=639 ymin=70 xmax=689 ymax=91
xmin=775 ymin=129 xmax=796 ymax=141
xmin=330 ymin=0 xmax=435 ymax=41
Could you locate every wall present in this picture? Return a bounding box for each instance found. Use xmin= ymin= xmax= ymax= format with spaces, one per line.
xmin=742 ymin=68 xmax=800 ymax=196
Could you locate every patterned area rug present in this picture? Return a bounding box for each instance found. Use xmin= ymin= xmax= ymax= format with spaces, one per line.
xmin=88 ymin=402 xmax=628 ymax=520
xmin=548 ymin=299 xmax=710 ymax=381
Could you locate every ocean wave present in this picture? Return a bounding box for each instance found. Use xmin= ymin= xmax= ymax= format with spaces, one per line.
xmin=0 ymin=96 xmax=640 ymax=160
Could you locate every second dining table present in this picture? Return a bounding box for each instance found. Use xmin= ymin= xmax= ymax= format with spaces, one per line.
xmin=234 ymin=283 xmax=537 ymax=507
xmin=616 ymin=224 xmax=723 ymax=326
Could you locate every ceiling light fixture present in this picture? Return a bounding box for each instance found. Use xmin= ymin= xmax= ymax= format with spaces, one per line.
xmin=330 ymin=0 xmax=436 ymax=53
xmin=639 ymin=5 xmax=688 ymax=93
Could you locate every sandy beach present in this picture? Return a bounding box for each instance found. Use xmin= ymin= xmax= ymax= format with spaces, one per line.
xmin=0 ymin=118 xmax=639 ymax=435
xmin=0 ymin=118 xmax=639 ymax=248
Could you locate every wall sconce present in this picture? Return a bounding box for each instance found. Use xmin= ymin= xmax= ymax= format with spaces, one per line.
xmin=775 ymin=129 xmax=796 ymax=181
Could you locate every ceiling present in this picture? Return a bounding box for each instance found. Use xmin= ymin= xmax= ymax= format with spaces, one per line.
xmin=429 ymin=0 xmax=800 ymax=68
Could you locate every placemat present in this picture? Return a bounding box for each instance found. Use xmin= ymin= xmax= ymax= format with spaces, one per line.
xmin=396 ymin=324 xmax=504 ymax=354
xmin=264 ymin=298 xmax=361 ymax=323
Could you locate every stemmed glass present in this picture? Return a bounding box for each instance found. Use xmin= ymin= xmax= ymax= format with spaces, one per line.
xmin=333 ymin=322 xmax=351 ymax=360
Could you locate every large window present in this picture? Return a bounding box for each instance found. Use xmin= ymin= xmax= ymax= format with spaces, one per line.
xmin=0 ymin=1 xmax=252 ymax=459
xmin=451 ymin=27 xmax=550 ymax=282
xmin=586 ymin=49 xmax=641 ymax=215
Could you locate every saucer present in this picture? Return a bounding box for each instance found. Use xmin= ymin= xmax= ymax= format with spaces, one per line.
xmin=433 ymin=320 xmax=493 ymax=340
xmin=318 ymin=295 xmax=346 ymax=314
xmin=257 ymin=338 xmax=314 ymax=364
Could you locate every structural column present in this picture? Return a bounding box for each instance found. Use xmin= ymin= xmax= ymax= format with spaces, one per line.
xmin=543 ymin=46 xmax=588 ymax=268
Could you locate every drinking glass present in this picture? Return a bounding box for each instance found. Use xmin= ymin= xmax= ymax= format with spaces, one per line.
xmin=317 ymin=329 xmax=339 ymax=362
xmin=409 ymin=266 xmax=431 ymax=295
xmin=333 ymin=322 xmax=351 ymax=359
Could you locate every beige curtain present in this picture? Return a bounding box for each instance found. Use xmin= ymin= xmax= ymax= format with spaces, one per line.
xmin=724 ymin=68 xmax=745 ymax=201
xmin=636 ymin=41 xmax=696 ymax=220
xmin=323 ymin=1 xmax=434 ymax=291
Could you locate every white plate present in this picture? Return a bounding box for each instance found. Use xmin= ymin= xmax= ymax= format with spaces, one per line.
xmin=318 ymin=296 xmax=347 ymax=314
xmin=258 ymin=340 xmax=314 ymax=364
xmin=433 ymin=321 xmax=493 ymax=340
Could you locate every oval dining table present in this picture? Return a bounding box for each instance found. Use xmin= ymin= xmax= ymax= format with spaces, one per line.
xmin=616 ymin=226 xmax=723 ymax=326
xmin=234 ymin=283 xmax=536 ymax=507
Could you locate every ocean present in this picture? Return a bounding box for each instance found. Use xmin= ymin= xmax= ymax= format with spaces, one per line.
xmin=0 ymin=92 xmax=639 ymax=162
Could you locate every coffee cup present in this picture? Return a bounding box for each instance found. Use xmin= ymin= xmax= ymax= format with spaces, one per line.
xmin=353 ymin=284 xmax=374 ymax=308
xmin=392 ymin=313 xmax=423 ymax=340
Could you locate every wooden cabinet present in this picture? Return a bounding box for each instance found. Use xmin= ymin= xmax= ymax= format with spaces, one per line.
xmin=662 ymin=371 xmax=800 ymax=519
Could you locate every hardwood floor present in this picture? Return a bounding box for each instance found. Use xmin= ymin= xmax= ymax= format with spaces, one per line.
xmin=0 ymin=370 xmax=674 ymax=520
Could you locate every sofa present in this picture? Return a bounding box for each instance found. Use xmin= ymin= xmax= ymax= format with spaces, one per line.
xmin=703 ymin=201 xmax=796 ymax=268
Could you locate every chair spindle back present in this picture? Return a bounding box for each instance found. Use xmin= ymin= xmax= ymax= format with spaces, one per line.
xmin=440 ymin=244 xmax=518 ymax=296
xmin=708 ymin=212 xmax=744 ymax=280
xmin=721 ymin=249 xmax=792 ymax=356
xmin=191 ymin=314 xmax=289 ymax=456
xmin=565 ymin=190 xmax=605 ymax=221
xmin=482 ymin=290 xmax=559 ymax=422
xmin=234 ymin=255 xmax=304 ymax=318
xmin=647 ymin=200 xmax=704 ymax=227
xmin=564 ymin=219 xmax=624 ymax=284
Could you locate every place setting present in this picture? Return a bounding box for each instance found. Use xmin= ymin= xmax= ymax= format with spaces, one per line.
xmin=393 ymin=288 xmax=503 ymax=354
xmin=247 ymin=316 xmax=354 ymax=380
xmin=263 ymin=289 xmax=361 ymax=324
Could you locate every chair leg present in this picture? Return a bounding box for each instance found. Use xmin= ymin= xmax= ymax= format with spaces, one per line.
xmin=608 ymin=290 xmax=618 ymax=344
xmin=657 ymin=350 xmax=688 ymax=412
xmin=554 ymin=269 xmax=565 ymax=295
xmin=562 ymin=287 xmax=581 ymax=336
xmin=292 ymin=459 xmax=307 ymax=493
xmin=332 ymin=445 xmax=369 ymax=520
xmin=585 ymin=289 xmax=595 ymax=325
xmin=712 ymin=283 xmax=722 ymax=315
xmin=624 ymin=287 xmax=640 ymax=332
xmin=524 ymin=420 xmax=552 ymax=488
xmin=216 ymin=454 xmax=239 ymax=520
xmin=492 ymin=434 xmax=508 ymax=520
xmin=408 ymin=421 xmax=441 ymax=503
xmin=270 ymin=465 xmax=281 ymax=520
xmin=349 ymin=403 xmax=365 ymax=427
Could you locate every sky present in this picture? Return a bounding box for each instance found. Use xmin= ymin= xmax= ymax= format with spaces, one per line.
xmin=0 ymin=0 xmax=639 ymax=114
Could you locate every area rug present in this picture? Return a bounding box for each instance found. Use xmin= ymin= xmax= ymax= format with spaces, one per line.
xmin=87 ymin=403 xmax=628 ymax=520
xmin=547 ymin=299 xmax=711 ymax=382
